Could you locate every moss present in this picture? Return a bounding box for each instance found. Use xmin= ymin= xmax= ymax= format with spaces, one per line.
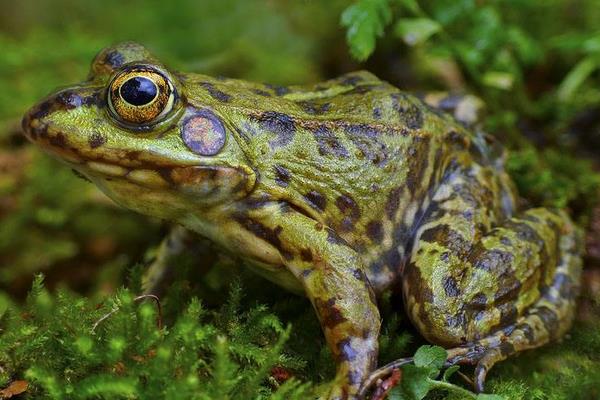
xmin=0 ymin=276 xmax=314 ymax=399
xmin=506 ymin=146 xmax=600 ymax=220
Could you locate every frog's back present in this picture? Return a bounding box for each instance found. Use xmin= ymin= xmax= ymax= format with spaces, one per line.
xmin=185 ymin=70 xmax=494 ymax=290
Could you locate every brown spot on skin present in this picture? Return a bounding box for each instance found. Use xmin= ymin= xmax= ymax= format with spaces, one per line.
xmin=336 ymin=195 xmax=360 ymax=224
xmin=304 ymin=190 xmax=326 ymax=212
xmin=498 ymin=304 xmax=518 ymax=327
xmin=443 ymin=276 xmax=460 ymax=297
xmin=535 ymin=306 xmax=560 ymax=339
xmin=342 ymin=84 xmax=380 ymax=96
xmin=89 ymin=132 xmax=106 ymax=149
xmin=264 ymin=84 xmax=290 ymax=96
xmin=420 ymin=225 xmax=471 ymax=257
xmin=241 ymin=195 xmax=271 ymax=209
xmin=373 ymin=107 xmax=382 ymax=119
xmin=56 ymin=90 xmax=84 ymax=109
xmin=385 ymin=187 xmax=402 ymax=219
xmin=341 ymin=74 xmax=364 ymax=86
xmin=499 ymin=341 xmax=516 ymax=357
xmin=446 ymin=312 xmax=467 ymax=331
xmin=233 ymin=214 xmax=293 ymax=260
xmin=337 ymin=338 xmax=358 ymax=361
xmin=315 ymin=222 xmax=323 ymax=231
xmin=472 ymin=249 xmax=514 ymax=272
xmin=315 ymin=298 xmax=348 ymax=329
xmin=344 ymin=123 xmax=388 ymax=166
xmin=312 ymin=126 xmax=349 ymax=159
xmin=30 ymin=99 xmax=54 ymax=120
xmin=300 ymin=248 xmax=313 ymax=262
xmin=471 ymin=293 xmax=488 ymax=309
xmin=326 ymin=228 xmax=351 ymax=247
xmin=298 ymin=101 xmax=331 ymax=115
xmin=352 ymin=269 xmax=365 ymax=280
xmin=254 ymin=111 xmax=296 ymax=149
xmin=82 ymin=92 xmax=103 ymax=107
xmin=391 ymin=93 xmax=424 ymax=130
xmin=366 ymin=220 xmax=383 ymax=242
xmin=181 ymin=109 xmax=226 ymax=156
xmin=200 ymin=82 xmax=231 ymax=102
xmin=49 ymin=132 xmax=67 ymax=148
xmin=347 ymin=371 xmax=361 ymax=386
xmin=252 ymin=88 xmax=271 ymax=97
xmin=273 ymin=165 xmax=291 ymax=187
xmin=155 ymin=168 xmax=174 ymax=185
xmin=103 ymin=50 xmax=125 ymax=69
xmin=515 ymin=323 xmax=536 ymax=342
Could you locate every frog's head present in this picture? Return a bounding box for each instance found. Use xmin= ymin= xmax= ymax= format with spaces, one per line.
xmin=22 ymin=42 xmax=256 ymax=220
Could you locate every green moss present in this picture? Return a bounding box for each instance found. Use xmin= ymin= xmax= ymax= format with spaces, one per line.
xmin=506 ymin=146 xmax=600 ymax=219
xmin=0 ymin=276 xmax=314 ymax=399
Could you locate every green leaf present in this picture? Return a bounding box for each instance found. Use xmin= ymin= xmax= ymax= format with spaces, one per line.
xmin=557 ymin=56 xmax=598 ymax=101
xmin=398 ymin=0 xmax=420 ymax=14
xmin=341 ymin=0 xmax=393 ymax=61
xmin=413 ymin=345 xmax=447 ymax=373
xmin=398 ymin=365 xmax=435 ymax=400
xmin=442 ymin=365 xmax=460 ymax=381
xmin=395 ymin=18 xmax=441 ymax=46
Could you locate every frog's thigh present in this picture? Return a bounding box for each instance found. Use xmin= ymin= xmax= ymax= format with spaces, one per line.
xmin=403 ymin=171 xmax=582 ymax=389
xmin=405 ymin=189 xmax=581 ymax=343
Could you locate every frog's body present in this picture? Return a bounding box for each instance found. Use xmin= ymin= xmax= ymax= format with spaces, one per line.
xmin=23 ymin=43 xmax=582 ymax=399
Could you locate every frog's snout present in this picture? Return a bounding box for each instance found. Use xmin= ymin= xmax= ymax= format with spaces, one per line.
xmin=22 ymin=88 xmax=101 ymax=158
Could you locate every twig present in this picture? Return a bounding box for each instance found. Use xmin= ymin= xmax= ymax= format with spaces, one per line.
xmin=91 ymin=294 xmax=163 ymax=334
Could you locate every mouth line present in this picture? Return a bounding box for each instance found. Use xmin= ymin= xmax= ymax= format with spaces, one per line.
xmin=84 ymin=160 xmax=173 ymax=189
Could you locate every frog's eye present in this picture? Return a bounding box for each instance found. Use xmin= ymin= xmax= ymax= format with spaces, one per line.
xmin=107 ymin=65 xmax=176 ymax=126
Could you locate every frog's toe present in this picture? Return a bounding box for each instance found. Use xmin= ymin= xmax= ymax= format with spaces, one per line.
xmin=473 ymin=351 xmax=494 ymax=393
xmin=357 ymin=357 xmax=413 ymax=399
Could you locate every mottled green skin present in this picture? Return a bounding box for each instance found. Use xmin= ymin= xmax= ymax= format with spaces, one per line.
xmin=22 ymin=43 xmax=583 ymax=399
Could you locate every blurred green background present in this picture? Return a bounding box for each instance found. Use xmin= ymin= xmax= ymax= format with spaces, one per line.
xmin=0 ymin=0 xmax=599 ymax=399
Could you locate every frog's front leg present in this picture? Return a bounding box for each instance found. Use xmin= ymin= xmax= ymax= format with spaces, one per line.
xmin=142 ymin=226 xmax=221 ymax=295
xmin=234 ymin=204 xmax=380 ymax=400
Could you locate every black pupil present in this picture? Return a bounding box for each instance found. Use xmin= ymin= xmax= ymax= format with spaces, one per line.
xmin=120 ymin=76 xmax=158 ymax=106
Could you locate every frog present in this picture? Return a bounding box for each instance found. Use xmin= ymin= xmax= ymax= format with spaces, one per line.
xmin=22 ymin=42 xmax=583 ymax=400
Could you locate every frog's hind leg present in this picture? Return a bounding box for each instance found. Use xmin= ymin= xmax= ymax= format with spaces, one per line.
xmin=400 ymin=163 xmax=583 ymax=392
xmin=447 ymin=214 xmax=583 ymax=392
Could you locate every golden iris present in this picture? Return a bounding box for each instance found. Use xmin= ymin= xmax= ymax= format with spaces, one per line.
xmin=108 ymin=65 xmax=176 ymax=125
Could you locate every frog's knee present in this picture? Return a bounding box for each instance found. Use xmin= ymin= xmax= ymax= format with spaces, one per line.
xmin=406 ymin=300 xmax=472 ymax=347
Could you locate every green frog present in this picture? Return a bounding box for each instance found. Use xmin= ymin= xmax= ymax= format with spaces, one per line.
xmin=22 ymin=42 xmax=582 ymax=399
